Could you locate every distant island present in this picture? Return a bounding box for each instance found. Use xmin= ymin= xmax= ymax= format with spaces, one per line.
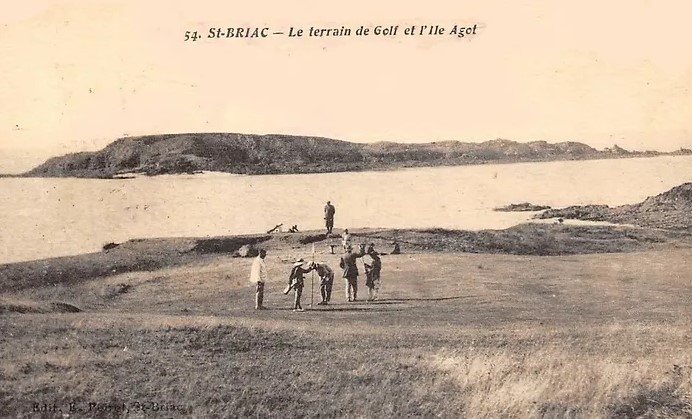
xmin=16 ymin=133 xmax=692 ymax=178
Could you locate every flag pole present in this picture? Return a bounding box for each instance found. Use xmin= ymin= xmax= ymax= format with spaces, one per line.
xmin=310 ymin=242 xmax=315 ymax=308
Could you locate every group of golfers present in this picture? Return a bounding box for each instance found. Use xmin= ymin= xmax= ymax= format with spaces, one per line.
xmin=248 ymin=201 xmax=383 ymax=311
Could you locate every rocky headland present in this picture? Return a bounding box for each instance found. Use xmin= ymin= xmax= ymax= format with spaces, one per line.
xmin=535 ymin=182 xmax=692 ymax=231
xmin=17 ymin=133 xmax=692 ymax=178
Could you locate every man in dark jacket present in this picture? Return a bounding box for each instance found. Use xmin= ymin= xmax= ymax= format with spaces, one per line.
xmin=364 ymin=245 xmax=382 ymax=301
xmin=324 ymin=201 xmax=336 ymax=235
xmin=339 ymin=245 xmax=365 ymax=302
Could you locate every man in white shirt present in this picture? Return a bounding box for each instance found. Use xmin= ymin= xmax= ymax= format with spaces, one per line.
xmin=342 ymin=229 xmax=351 ymax=251
xmin=249 ymin=249 xmax=268 ymax=310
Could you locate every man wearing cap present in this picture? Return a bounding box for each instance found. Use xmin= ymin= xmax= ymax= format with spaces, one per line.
xmin=324 ymin=201 xmax=336 ymax=235
xmin=249 ymin=249 xmax=268 ymax=310
xmin=339 ymin=244 xmax=366 ymax=302
xmin=285 ymin=258 xmax=313 ymax=311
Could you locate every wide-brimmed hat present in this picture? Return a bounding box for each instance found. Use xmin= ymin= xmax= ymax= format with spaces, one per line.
xmin=293 ymin=258 xmax=305 ymax=266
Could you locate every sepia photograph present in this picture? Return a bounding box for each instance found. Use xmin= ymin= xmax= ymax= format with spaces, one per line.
xmin=1 ymin=1 xmax=691 ymax=417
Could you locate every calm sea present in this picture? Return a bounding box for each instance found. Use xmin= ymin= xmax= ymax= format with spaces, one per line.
xmin=1 ymin=155 xmax=691 ymax=264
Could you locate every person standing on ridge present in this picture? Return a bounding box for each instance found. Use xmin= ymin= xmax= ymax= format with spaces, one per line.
xmin=249 ymin=249 xmax=268 ymax=310
xmin=324 ymin=201 xmax=336 ymax=235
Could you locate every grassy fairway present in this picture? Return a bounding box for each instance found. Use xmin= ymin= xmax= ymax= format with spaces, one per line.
xmin=1 ymin=246 xmax=691 ymax=418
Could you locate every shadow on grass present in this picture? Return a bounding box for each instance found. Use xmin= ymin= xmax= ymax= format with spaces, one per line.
xmin=263 ymin=296 xmax=467 ymax=312
xmin=607 ymin=379 xmax=692 ymax=418
xmin=270 ymin=306 xmax=406 ymax=313
xmin=191 ymin=236 xmax=271 ymax=254
xmin=377 ymin=296 xmax=468 ymax=302
xmin=311 ymin=307 xmax=406 ymax=312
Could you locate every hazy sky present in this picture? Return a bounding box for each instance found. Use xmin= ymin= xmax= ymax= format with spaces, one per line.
xmin=1 ymin=0 xmax=691 ymax=170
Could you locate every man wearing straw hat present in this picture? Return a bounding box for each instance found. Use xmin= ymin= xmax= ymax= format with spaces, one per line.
xmin=285 ymin=258 xmax=313 ymax=312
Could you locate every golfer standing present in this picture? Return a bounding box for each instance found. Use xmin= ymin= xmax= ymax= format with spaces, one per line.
xmin=249 ymin=249 xmax=268 ymax=310
xmin=286 ymin=258 xmax=312 ymax=312
xmin=340 ymin=245 xmax=366 ymax=302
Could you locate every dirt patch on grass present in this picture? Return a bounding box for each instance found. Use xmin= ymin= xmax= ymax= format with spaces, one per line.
xmin=0 ymin=299 xmax=43 ymax=314
xmin=99 ymin=283 xmax=133 ymax=300
xmin=0 ymin=298 xmax=81 ymax=314
xmin=49 ymin=302 xmax=82 ymax=313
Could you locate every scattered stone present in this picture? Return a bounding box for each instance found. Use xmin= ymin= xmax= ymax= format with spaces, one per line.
xmin=102 ymin=242 xmax=119 ymax=251
xmin=237 ymin=244 xmax=258 ymax=258
xmin=50 ymin=302 xmax=81 ymax=313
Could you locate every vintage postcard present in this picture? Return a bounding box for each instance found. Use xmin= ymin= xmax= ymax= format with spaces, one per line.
xmin=1 ymin=1 xmax=691 ymax=417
